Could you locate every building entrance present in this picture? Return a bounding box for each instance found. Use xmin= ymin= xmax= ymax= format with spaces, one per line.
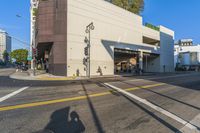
xmin=114 ymin=48 xmax=139 ymax=74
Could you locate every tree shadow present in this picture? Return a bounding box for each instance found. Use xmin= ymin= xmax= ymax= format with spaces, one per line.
xmin=128 ymin=73 xmax=200 ymax=91
xmin=119 ymin=81 xmax=200 ymax=131
xmin=121 ymin=81 xmax=200 ymax=111
xmin=41 ymin=107 xmax=85 ymax=133
xmin=106 ymin=85 xmax=180 ymax=132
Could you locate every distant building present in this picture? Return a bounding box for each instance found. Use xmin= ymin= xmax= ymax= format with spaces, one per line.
xmin=174 ymin=39 xmax=200 ymax=70
xmin=176 ymin=39 xmax=193 ymax=46
xmin=0 ymin=29 xmax=11 ymax=61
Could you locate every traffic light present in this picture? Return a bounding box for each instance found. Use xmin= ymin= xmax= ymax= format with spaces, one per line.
xmin=83 ymin=57 xmax=88 ymax=66
xmin=84 ymin=47 xmax=89 ymax=56
xmin=32 ymin=48 xmax=38 ymax=57
xmin=84 ymin=37 xmax=89 ymax=44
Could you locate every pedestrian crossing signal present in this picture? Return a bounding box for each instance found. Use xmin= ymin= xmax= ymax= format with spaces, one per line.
xmin=84 ymin=47 xmax=88 ymax=56
xmin=83 ymin=58 xmax=88 ymax=66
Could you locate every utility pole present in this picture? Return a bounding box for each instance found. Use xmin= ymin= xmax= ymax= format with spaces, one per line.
xmin=84 ymin=22 xmax=94 ymax=78
xmin=32 ymin=20 xmax=36 ymax=76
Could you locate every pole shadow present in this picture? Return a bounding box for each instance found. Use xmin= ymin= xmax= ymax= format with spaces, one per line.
xmin=81 ymin=81 xmax=104 ymax=133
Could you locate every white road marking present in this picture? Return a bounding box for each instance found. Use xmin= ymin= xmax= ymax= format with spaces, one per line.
xmin=179 ymin=114 xmax=200 ymax=133
xmin=0 ymin=86 xmax=29 ymax=102
xmin=104 ymin=83 xmax=200 ymax=132
xmin=190 ymin=114 xmax=200 ymax=128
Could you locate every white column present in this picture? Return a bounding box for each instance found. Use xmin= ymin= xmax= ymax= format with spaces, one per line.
xmin=139 ymin=51 xmax=143 ymax=74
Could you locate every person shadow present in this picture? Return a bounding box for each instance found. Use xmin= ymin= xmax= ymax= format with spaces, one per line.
xmin=41 ymin=107 xmax=85 ymax=133
xmin=68 ymin=111 xmax=85 ymax=133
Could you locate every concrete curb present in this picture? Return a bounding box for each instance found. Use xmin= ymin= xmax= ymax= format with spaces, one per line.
xmin=9 ymin=71 xmax=36 ymax=80
xmin=9 ymin=70 xmax=198 ymax=81
xmin=9 ymin=72 xmax=120 ymax=81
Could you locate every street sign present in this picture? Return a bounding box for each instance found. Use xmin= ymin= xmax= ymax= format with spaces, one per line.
xmin=27 ymin=56 xmax=32 ymax=61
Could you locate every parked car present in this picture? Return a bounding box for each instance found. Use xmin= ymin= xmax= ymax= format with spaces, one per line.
xmin=21 ymin=63 xmax=28 ymax=71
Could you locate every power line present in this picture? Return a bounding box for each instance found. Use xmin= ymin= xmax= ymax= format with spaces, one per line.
xmin=0 ymin=31 xmax=30 ymax=49
xmin=10 ymin=35 xmax=29 ymax=46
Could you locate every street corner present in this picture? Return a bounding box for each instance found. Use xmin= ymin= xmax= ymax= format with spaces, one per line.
xmin=8 ymin=70 xmax=76 ymax=81
xmin=9 ymin=70 xmax=35 ymax=81
xmin=35 ymin=74 xmax=77 ymax=81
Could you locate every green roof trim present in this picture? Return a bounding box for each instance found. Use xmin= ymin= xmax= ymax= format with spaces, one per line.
xmin=145 ymin=23 xmax=160 ymax=31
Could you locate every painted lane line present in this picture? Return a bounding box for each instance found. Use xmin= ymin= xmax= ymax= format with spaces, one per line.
xmin=104 ymin=83 xmax=200 ymax=132
xmin=0 ymin=83 xmax=165 ymax=112
xmin=0 ymin=86 xmax=29 ymax=103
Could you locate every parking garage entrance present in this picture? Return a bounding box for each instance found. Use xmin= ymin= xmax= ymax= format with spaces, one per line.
xmin=114 ymin=48 xmax=160 ymax=74
xmin=114 ymin=48 xmax=139 ymax=74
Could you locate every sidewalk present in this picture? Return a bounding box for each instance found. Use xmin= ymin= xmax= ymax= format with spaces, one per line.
xmin=9 ymin=69 xmax=199 ymax=81
xmin=9 ymin=68 xmax=122 ymax=81
xmin=9 ymin=70 xmax=36 ymax=80
xmin=34 ymin=73 xmax=76 ymax=81
xmin=9 ymin=71 xmax=153 ymax=81
xmin=9 ymin=70 xmax=76 ymax=81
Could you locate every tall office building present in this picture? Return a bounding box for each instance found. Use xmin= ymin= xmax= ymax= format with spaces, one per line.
xmin=0 ymin=29 xmax=11 ymax=62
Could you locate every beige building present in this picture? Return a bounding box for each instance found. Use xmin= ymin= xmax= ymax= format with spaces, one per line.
xmin=36 ymin=0 xmax=175 ymax=76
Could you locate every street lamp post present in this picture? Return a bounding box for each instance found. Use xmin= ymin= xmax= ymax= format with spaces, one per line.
xmin=84 ymin=22 xmax=94 ymax=78
xmin=32 ymin=27 xmax=36 ymax=76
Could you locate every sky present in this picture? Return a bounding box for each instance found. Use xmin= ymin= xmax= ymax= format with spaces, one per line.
xmin=142 ymin=0 xmax=200 ymax=44
xmin=0 ymin=0 xmax=200 ymax=51
xmin=0 ymin=0 xmax=30 ymax=51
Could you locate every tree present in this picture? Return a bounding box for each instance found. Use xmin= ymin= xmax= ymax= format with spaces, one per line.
xmin=10 ymin=49 xmax=28 ymax=63
xmin=2 ymin=50 xmax=9 ymax=63
xmin=110 ymin=0 xmax=144 ymax=15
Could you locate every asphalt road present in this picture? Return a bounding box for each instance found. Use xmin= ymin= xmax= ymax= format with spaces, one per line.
xmin=0 ymin=69 xmax=200 ymax=133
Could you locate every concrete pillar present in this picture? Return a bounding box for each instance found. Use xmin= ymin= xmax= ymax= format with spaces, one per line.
xmin=139 ymin=51 xmax=143 ymax=74
xmin=145 ymin=55 xmax=148 ymax=72
xmin=31 ymin=59 xmax=34 ymax=69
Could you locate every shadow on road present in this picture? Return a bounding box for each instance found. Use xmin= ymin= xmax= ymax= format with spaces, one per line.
xmin=40 ymin=107 xmax=85 ymax=133
xmin=81 ymin=81 xmax=104 ymax=133
xmin=122 ymin=81 xmax=200 ymax=111
xmin=106 ymin=85 xmax=180 ymax=132
xmin=37 ymin=81 xmax=105 ymax=133
xmin=131 ymin=73 xmax=200 ymax=91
